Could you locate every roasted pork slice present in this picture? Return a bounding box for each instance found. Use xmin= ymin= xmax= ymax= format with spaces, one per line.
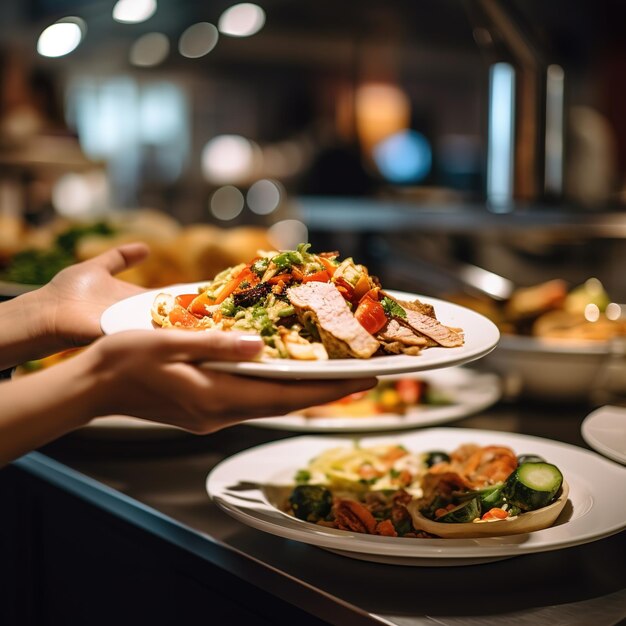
xmin=377 ymin=319 xmax=427 ymax=347
xmin=381 ymin=292 xmax=464 ymax=348
xmin=287 ymin=282 xmax=380 ymax=359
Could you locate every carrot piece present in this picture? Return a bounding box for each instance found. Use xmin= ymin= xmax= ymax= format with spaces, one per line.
xmin=302 ymin=270 xmax=330 ymax=283
xmin=214 ymin=266 xmax=252 ymax=304
xmin=175 ymin=294 xmax=198 ymax=309
xmin=481 ymin=507 xmax=509 ymax=521
xmin=188 ymin=291 xmax=215 ymax=317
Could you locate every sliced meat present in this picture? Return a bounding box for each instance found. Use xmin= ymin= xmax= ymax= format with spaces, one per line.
xmin=377 ymin=318 xmax=427 ymax=347
xmin=287 ymin=282 xmax=380 ymax=359
xmin=381 ymin=292 xmax=464 ymax=348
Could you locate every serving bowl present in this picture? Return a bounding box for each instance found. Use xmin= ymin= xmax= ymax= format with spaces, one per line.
xmin=482 ymin=334 xmax=615 ymax=402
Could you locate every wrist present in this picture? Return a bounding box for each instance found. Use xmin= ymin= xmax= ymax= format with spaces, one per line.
xmin=0 ymin=287 xmax=65 ymax=370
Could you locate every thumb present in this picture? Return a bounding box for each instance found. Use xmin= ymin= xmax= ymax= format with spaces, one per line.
xmin=91 ymin=243 xmax=150 ymax=275
xmin=160 ymin=329 xmax=265 ymax=362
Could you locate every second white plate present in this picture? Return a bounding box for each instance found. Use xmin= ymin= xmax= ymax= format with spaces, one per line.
xmin=206 ymin=428 xmax=626 ymax=566
xmin=248 ymin=367 xmax=501 ymax=432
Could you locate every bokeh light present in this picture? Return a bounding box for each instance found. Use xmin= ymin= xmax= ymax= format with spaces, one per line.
xmin=201 ymin=135 xmax=258 ymax=184
xmin=113 ymin=0 xmax=157 ymax=24
xmin=130 ymin=33 xmax=169 ymax=67
xmin=584 ymin=303 xmax=601 ymax=323
xmin=37 ymin=19 xmax=84 ymax=58
xmin=606 ymin=302 xmax=622 ymax=321
xmin=210 ymin=186 xmax=244 ymax=221
xmin=179 ymin=22 xmax=219 ymax=58
xmin=247 ymin=179 xmax=282 ymax=215
xmin=355 ymin=83 xmax=410 ymax=153
xmin=267 ymin=220 xmax=308 ymax=250
xmin=218 ymin=3 xmax=265 ymax=37
xmin=372 ymin=130 xmax=432 ymax=184
xmin=52 ymin=171 xmax=109 ymax=218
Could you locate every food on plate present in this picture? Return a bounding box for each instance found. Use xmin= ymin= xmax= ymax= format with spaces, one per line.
xmin=282 ymin=442 xmax=567 ymax=538
xmin=151 ymin=244 xmax=464 ymax=360
xmin=449 ymin=277 xmax=626 ymax=342
xmin=295 ymin=377 xmax=452 ymax=418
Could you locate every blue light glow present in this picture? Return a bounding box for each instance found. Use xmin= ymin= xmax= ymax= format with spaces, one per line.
xmin=372 ymin=130 xmax=432 ymax=184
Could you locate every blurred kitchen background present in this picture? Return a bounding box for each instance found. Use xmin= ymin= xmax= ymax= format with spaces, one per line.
xmin=1 ymin=0 xmax=626 ymax=300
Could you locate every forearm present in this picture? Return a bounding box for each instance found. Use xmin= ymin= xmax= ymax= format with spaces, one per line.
xmin=0 ymin=287 xmax=66 ymax=370
xmin=0 ymin=354 xmax=96 ymax=466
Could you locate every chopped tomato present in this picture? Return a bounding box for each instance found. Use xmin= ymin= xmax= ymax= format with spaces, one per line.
xmin=175 ymin=294 xmax=197 ymax=309
xmin=354 ymin=295 xmax=387 ymax=335
xmin=333 ymin=276 xmax=354 ymax=301
xmin=168 ymin=305 xmax=200 ymax=328
xmin=188 ymin=291 xmax=215 ymax=317
xmin=302 ymin=269 xmax=330 ymax=283
xmin=395 ymin=379 xmax=424 ymax=405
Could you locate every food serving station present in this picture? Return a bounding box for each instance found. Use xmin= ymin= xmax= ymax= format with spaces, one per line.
xmin=2 ymin=394 xmax=625 ymax=625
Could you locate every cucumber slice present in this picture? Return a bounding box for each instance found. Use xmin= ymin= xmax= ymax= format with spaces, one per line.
xmin=503 ymin=462 xmax=563 ymax=512
xmin=436 ymin=497 xmax=481 ymax=523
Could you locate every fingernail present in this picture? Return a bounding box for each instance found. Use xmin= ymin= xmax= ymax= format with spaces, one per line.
xmin=237 ymin=334 xmax=264 ymax=357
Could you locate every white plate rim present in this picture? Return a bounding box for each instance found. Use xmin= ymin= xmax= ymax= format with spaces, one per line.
xmin=247 ymin=367 xmax=502 ymax=432
xmin=100 ymin=285 xmax=500 ymax=379
xmin=206 ymin=427 xmax=626 ymax=564
xmin=581 ymin=406 xmax=626 ymax=465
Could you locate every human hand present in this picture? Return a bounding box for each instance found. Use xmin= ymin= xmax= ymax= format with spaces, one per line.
xmin=74 ymin=329 xmax=377 ymax=433
xmin=37 ymin=242 xmax=149 ymax=349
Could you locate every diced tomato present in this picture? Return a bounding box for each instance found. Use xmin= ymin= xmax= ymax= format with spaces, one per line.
xmin=354 ymin=295 xmax=387 ymax=335
xmin=187 ymin=291 xmax=215 ymax=317
xmin=168 ymin=305 xmax=200 ymax=328
xmin=395 ymin=379 xmax=424 ymax=405
xmin=333 ymin=276 xmax=354 ymax=301
xmin=175 ymin=294 xmax=197 ymax=309
xmin=302 ymin=270 xmax=330 ymax=283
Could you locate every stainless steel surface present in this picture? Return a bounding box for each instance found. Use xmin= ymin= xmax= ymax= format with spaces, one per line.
xmin=27 ymin=396 xmax=626 ymax=626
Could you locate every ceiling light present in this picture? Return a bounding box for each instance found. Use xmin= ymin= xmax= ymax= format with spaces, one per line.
xmin=218 ymin=3 xmax=265 ymax=37
xmin=113 ymin=0 xmax=157 ymax=24
xmin=37 ymin=19 xmax=84 ymax=58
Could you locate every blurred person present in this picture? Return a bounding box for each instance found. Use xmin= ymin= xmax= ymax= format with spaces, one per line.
xmin=0 ymin=243 xmax=374 ymax=466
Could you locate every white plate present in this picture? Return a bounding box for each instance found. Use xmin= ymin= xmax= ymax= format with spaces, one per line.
xmin=100 ymin=285 xmax=500 ymax=379
xmin=248 ymin=367 xmax=501 ymax=432
xmin=581 ymin=405 xmax=626 ymax=465
xmin=75 ymin=415 xmax=186 ymax=440
xmin=206 ymin=427 xmax=626 ymax=566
